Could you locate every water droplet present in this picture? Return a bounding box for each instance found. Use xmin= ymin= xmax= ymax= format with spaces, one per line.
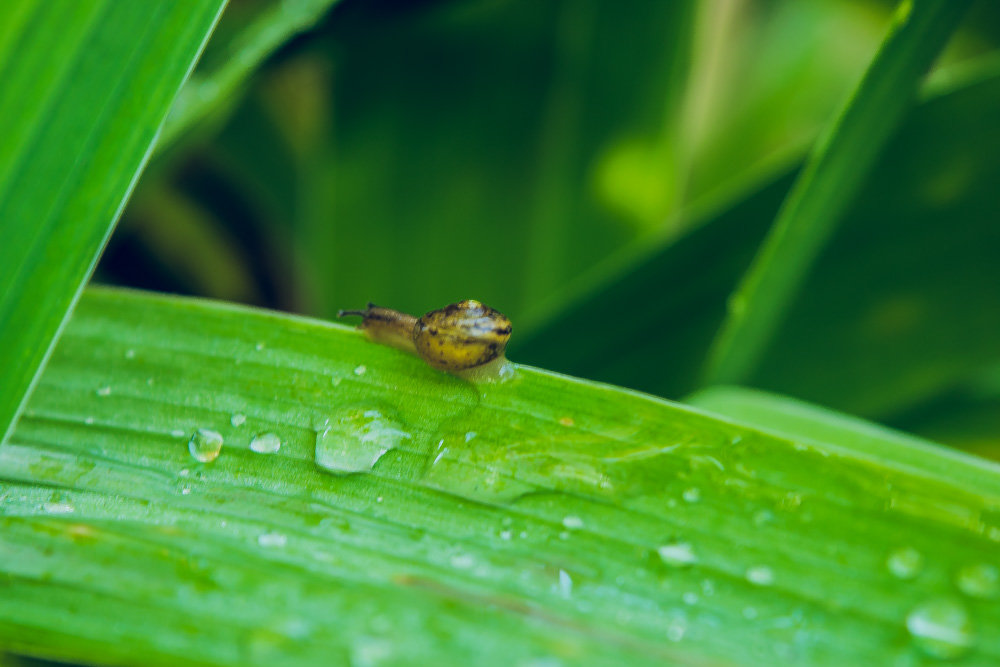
xmin=745 ymin=565 xmax=774 ymax=586
xmin=181 ymin=486 xmax=192 ymax=495
xmin=666 ymin=617 xmax=686 ymax=642
xmin=188 ymin=428 xmax=224 ymax=463
xmin=178 ymin=468 xmax=190 ymax=478
xmin=350 ymin=636 xmax=394 ymax=667
xmin=682 ymin=487 xmax=701 ymax=503
xmin=96 ymin=386 xmax=111 ymax=397
xmin=375 ymin=496 xmax=383 ymax=503
xmin=354 ymin=365 xmax=367 ymax=376
xmin=887 ymin=546 xmax=924 ymax=580
xmin=464 ymin=431 xmax=477 ymax=442
xmin=658 ymin=542 xmax=697 ymax=567
xmin=314 ymin=407 xmax=410 ymax=474
xmin=450 ymin=553 xmax=474 ymax=569
xmin=231 ymin=413 xmax=247 ymax=427
xmin=250 ymin=432 xmax=281 ymax=454
xmin=83 ymin=417 xmax=95 ymax=425
xmin=562 ymin=515 xmax=584 ymax=530
xmin=421 ymin=430 xmax=535 ymax=503
xmin=557 ymin=569 xmax=573 ymax=598
xmin=255 ymin=341 xmax=265 ymax=351
xmin=956 ymin=563 xmax=999 ymax=599
xmin=499 ymin=530 xmax=513 ymax=541
xmin=258 ymin=532 xmax=287 ymax=548
xmin=171 ymin=429 xmax=186 ymax=438
xmin=906 ymin=598 xmax=974 ymax=660
xmin=42 ymin=501 xmax=75 ymax=514
xmin=124 ymin=348 xmax=136 ymax=359
xmin=682 ymin=591 xmax=698 ymax=605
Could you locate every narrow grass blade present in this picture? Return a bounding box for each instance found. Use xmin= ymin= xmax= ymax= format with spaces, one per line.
xmin=700 ymin=0 xmax=971 ymax=385
xmin=3 ymin=287 xmax=999 ymax=664
xmin=0 ymin=1 xmax=226 ymax=445
xmin=158 ymin=0 xmax=341 ymax=150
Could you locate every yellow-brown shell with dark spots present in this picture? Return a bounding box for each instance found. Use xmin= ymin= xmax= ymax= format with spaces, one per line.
xmin=413 ymin=300 xmax=512 ymax=371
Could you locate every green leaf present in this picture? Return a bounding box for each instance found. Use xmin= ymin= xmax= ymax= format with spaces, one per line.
xmin=0 ymin=1 xmax=226 ymax=445
xmin=684 ymin=385 xmax=982 ymax=488
xmin=516 ymin=56 xmax=1000 ymax=420
xmin=158 ymin=0 xmax=342 ymax=150
xmin=4 ymin=287 xmax=1000 ymax=664
xmin=701 ymin=0 xmax=972 ymax=385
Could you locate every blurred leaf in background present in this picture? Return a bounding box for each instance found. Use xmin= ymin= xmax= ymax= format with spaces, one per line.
xmin=103 ymin=0 xmax=892 ymax=317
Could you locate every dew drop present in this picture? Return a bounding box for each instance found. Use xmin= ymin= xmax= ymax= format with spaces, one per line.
xmin=354 ymin=365 xmax=367 ymax=376
xmin=682 ymin=591 xmax=698 ymax=605
xmin=250 ymin=432 xmax=282 ymax=454
xmin=906 ymin=598 xmax=974 ymax=660
xmin=666 ymin=618 xmax=687 ymax=642
xmin=230 ymin=413 xmax=247 ymax=427
xmin=745 ymin=565 xmax=774 ymax=586
xmin=124 ymin=348 xmax=136 ymax=359
xmin=657 ymin=542 xmax=697 ymax=567
xmin=562 ymin=515 xmax=584 ymax=530
xmin=450 ymin=553 xmax=474 ymax=569
xmin=314 ymin=407 xmax=410 ymax=474
xmin=96 ymin=386 xmax=111 ymax=397
xmin=557 ymin=569 xmax=573 ymax=598
xmin=258 ymin=532 xmax=287 ymax=548
xmin=421 ymin=430 xmax=535 ymax=503
xmin=499 ymin=530 xmax=513 ymax=541
xmin=42 ymin=501 xmax=75 ymax=514
xmin=188 ymin=428 xmax=224 ymax=463
xmin=956 ymin=563 xmax=999 ymax=599
xmin=887 ymin=546 xmax=924 ymax=580
xmin=682 ymin=487 xmax=701 ymax=503
xmin=255 ymin=341 xmax=265 ymax=351
xmin=885 ymin=547 xmax=924 ymax=580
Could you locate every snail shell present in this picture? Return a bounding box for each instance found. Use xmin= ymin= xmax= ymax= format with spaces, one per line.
xmin=414 ymin=300 xmax=512 ymax=371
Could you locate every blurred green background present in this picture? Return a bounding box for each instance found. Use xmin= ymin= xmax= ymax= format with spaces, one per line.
xmin=99 ymin=0 xmax=1000 ymax=455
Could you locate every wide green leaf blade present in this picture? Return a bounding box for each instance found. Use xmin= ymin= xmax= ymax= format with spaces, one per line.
xmin=701 ymin=0 xmax=971 ymax=385
xmin=516 ymin=57 xmax=1000 ymax=420
xmin=0 ymin=0 xmax=226 ymax=445
xmin=3 ymin=288 xmax=999 ymax=664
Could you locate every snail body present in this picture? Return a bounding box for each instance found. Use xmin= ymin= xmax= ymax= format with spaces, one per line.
xmin=339 ymin=300 xmax=512 ymax=375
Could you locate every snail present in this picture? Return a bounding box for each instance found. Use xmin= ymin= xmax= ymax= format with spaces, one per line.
xmin=338 ymin=300 xmax=513 ymax=380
